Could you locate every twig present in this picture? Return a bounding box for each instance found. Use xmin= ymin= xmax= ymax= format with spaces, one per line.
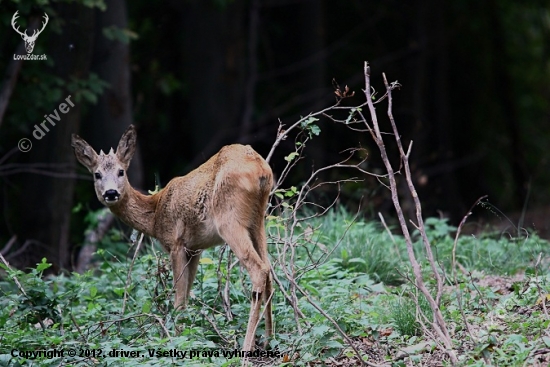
xmin=289 ymin=276 xmax=378 ymax=367
xmin=534 ymin=253 xmax=548 ymax=318
xmin=0 ymin=252 xmax=27 ymax=296
xmin=201 ymin=309 xmax=232 ymax=345
xmin=70 ymin=312 xmax=86 ymax=341
xmin=265 ymin=103 xmax=340 ymax=164
xmin=0 ymin=235 xmax=17 ymax=256
xmin=0 ymin=147 xmax=19 ymax=166
xmin=4 ymin=239 xmax=36 ymax=261
xmin=122 ymin=232 xmax=145 ymax=315
xmin=270 ymin=267 xmax=306 ymax=333
xmin=452 ymin=196 xmax=488 ymax=342
xmin=217 ymin=245 xmax=234 ymax=321
xmin=0 ymin=162 xmax=90 ymax=180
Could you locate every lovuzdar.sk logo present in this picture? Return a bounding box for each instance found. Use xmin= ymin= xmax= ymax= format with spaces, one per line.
xmin=11 ymin=11 xmax=49 ymax=61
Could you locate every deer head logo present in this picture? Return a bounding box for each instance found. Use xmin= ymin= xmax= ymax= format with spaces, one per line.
xmin=11 ymin=11 xmax=49 ymax=54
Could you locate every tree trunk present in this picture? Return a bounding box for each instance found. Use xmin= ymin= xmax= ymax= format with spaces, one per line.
xmin=300 ymin=0 xmax=328 ymax=167
xmin=17 ymin=2 xmax=95 ymax=271
xmin=488 ymin=0 xmax=529 ymax=207
xmin=432 ymin=0 xmax=465 ymax=217
xmin=87 ymin=0 xmax=143 ymax=188
xmin=180 ymin=0 xmax=246 ymax=158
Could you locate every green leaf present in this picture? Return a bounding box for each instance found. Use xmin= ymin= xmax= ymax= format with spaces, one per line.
xmin=113 ymin=288 xmax=125 ymax=297
xmin=284 ymin=152 xmax=299 ymax=162
xmin=312 ymin=324 xmax=331 ymax=336
xmin=304 ymin=116 xmax=319 ymax=125
xmin=90 ymin=286 xmax=97 ymax=298
xmin=80 ymin=90 xmax=98 ymax=104
xmin=36 ymin=258 xmax=51 ymax=273
xmin=142 ymin=300 xmax=152 ymax=313
xmin=309 ymin=124 xmax=321 ymax=136
xmin=284 ymin=186 xmax=298 ymax=197
xmin=281 ymin=202 xmax=293 ymax=209
xmin=348 ymin=258 xmax=367 ymax=265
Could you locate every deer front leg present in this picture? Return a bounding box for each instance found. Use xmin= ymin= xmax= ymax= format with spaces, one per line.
xmin=171 ymin=246 xmax=187 ymax=309
xmin=170 ymin=245 xmax=201 ymax=309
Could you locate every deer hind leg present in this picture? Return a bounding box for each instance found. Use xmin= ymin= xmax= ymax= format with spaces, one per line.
xmin=218 ymin=224 xmax=270 ymax=351
xmin=170 ymin=245 xmax=201 ymax=309
xmin=249 ymin=216 xmax=273 ymax=343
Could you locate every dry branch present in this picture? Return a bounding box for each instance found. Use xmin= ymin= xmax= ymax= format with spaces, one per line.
xmin=263 ymin=62 xmax=461 ymax=364
xmin=361 ymin=62 xmax=458 ymax=364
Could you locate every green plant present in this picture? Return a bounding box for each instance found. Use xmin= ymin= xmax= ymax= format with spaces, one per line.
xmin=418 ymin=217 xmax=550 ymax=275
xmin=0 ymin=215 xmax=549 ymax=366
xmin=389 ymin=292 xmax=431 ymax=337
xmin=306 ymin=208 xmax=405 ymax=285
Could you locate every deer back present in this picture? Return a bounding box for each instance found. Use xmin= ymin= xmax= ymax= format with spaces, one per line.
xmin=151 ymin=144 xmax=273 ymax=251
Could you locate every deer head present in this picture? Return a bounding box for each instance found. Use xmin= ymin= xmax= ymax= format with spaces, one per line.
xmin=11 ymin=11 xmax=49 ymax=54
xmin=71 ymin=126 xmax=137 ymax=206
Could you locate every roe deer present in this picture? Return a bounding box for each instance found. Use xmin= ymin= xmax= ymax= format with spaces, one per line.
xmin=71 ymin=125 xmax=273 ymax=351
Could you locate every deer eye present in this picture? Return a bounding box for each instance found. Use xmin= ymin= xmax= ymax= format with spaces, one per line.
xmin=94 ymin=172 xmax=101 ymax=180
xmin=118 ymin=169 xmax=124 ymax=177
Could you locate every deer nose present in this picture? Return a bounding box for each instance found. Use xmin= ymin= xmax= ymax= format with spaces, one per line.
xmin=103 ymin=189 xmax=120 ymax=202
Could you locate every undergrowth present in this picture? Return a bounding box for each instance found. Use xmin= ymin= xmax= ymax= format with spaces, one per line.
xmin=301 ymin=209 xmax=550 ymax=285
xmin=0 ymin=207 xmax=549 ymax=366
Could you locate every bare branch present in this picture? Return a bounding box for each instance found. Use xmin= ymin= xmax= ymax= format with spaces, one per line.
xmin=122 ymin=232 xmax=145 ymax=315
xmin=362 ymin=62 xmax=458 ymax=364
xmin=265 ymin=103 xmax=340 ymax=164
xmin=0 ymin=252 xmax=27 ymax=297
xmin=0 ymin=235 xmax=17 ymax=256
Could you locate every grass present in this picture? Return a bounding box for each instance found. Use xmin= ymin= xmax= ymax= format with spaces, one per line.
xmin=0 ymin=207 xmax=549 ymax=366
xmin=301 ymin=208 xmax=405 ymax=285
xmin=301 ymin=209 xmax=549 ymax=285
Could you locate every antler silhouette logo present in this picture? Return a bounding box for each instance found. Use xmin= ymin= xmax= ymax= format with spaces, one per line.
xmin=11 ymin=11 xmax=49 ymax=54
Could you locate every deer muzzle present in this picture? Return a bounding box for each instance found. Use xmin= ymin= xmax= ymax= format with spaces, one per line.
xmin=103 ymin=189 xmax=120 ymax=203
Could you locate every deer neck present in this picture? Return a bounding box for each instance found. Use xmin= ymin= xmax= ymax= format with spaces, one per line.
xmin=109 ymin=185 xmax=159 ymax=237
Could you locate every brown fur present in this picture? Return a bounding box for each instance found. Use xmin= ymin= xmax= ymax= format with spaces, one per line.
xmin=72 ymin=125 xmax=273 ymax=351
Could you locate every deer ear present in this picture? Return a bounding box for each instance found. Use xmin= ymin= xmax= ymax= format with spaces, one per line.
xmin=71 ymin=134 xmax=98 ymax=172
xmin=116 ymin=125 xmax=137 ymax=167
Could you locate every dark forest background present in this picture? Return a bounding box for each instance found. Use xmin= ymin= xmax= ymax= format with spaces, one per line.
xmin=0 ymin=0 xmax=549 ymax=271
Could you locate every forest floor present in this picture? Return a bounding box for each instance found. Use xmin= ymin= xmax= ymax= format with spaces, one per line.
xmin=319 ymin=273 xmax=550 ymax=367
xmin=1 ymin=210 xmax=549 ymax=366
